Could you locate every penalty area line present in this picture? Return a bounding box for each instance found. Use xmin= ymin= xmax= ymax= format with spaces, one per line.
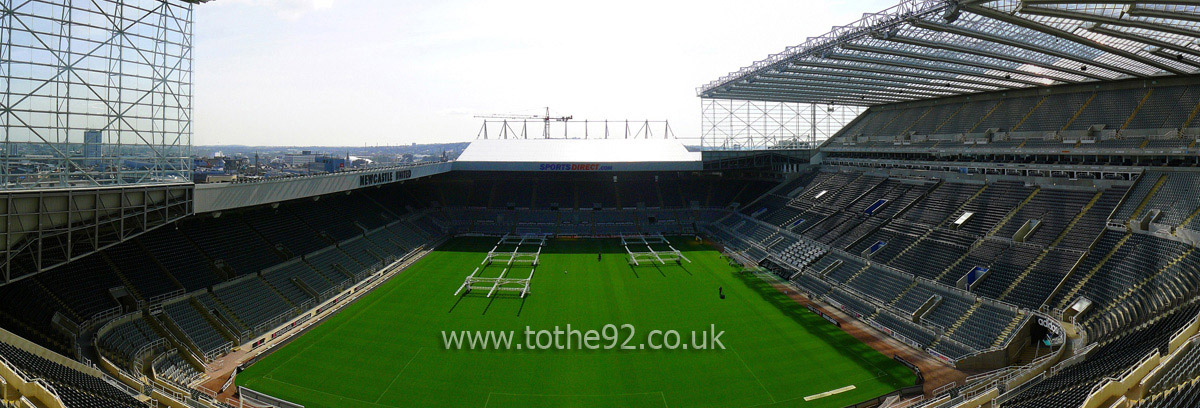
xmin=803 ymin=385 xmax=856 ymax=401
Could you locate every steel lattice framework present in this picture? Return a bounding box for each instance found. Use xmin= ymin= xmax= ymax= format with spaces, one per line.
xmin=1 ymin=0 xmax=199 ymax=189
xmin=700 ymin=99 xmax=864 ymax=150
xmin=0 ymin=0 xmax=203 ymax=286
xmin=699 ymin=0 xmax=1200 ymax=106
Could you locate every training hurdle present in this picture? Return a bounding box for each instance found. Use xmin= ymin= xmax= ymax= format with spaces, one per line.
xmin=454 ymin=267 xmax=535 ymax=298
xmin=456 ymin=234 xmax=548 ymax=298
xmin=622 ymin=233 xmax=691 ymax=266
xmin=485 ymin=234 xmax=546 ymax=266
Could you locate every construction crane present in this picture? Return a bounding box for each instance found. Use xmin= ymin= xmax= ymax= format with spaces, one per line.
xmin=474 ymin=107 xmax=573 ymax=139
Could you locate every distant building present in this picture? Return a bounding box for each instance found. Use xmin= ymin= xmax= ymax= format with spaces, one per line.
xmin=283 ymin=153 xmax=317 ymax=166
xmin=316 ymin=156 xmax=347 ymax=173
xmin=83 ymin=130 xmax=102 ymax=167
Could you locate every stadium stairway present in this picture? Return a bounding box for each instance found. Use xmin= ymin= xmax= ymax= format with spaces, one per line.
xmin=257 ymin=275 xmax=301 ymax=310
xmin=205 ymin=294 xmax=250 ymax=334
xmin=1178 ymin=203 xmax=1200 ymax=233
xmin=104 ymin=256 xmax=146 ymax=302
xmin=1085 ymin=246 xmax=1195 ymax=334
xmin=142 ymin=313 xmax=205 ymax=368
xmin=1047 ymin=190 xmax=1105 ymax=248
xmin=996 ymin=248 xmax=1055 ymax=301
xmin=944 ymin=301 xmax=982 ymax=338
xmin=990 ymin=314 xmax=1026 ymax=349
xmin=189 ymin=298 xmax=239 ymax=345
xmin=886 ymin=281 xmax=919 ymax=309
xmin=31 ymin=280 xmax=84 ymax=323
xmin=933 ymin=238 xmax=985 ymax=284
xmin=1127 ymin=174 xmax=1169 ymax=223
xmin=886 ymin=229 xmax=934 ymax=265
xmin=987 ymin=186 xmax=1041 ymax=238
xmin=940 ymin=183 xmax=990 ymax=228
xmin=153 ymin=312 xmax=206 ymax=363
xmin=1053 ymin=234 xmax=1132 ymax=311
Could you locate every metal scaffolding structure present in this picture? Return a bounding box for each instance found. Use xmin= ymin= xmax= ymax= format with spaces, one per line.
xmin=1 ymin=0 xmax=197 ymax=189
xmin=0 ymin=0 xmax=201 ymax=284
xmin=698 ymin=0 xmax=1200 ymax=106
xmin=700 ymin=99 xmax=863 ymax=150
xmin=477 ymin=118 xmax=676 ymax=141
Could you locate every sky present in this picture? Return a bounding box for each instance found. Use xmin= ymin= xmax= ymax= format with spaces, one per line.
xmin=193 ymin=0 xmax=895 ymax=146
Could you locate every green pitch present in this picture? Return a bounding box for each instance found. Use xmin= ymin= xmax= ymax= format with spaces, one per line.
xmin=237 ymin=237 xmax=916 ymax=408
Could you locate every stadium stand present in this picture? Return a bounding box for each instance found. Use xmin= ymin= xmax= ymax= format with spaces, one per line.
xmin=1 ymin=338 xmax=148 ymax=407
xmin=161 ymin=300 xmax=230 ymax=358
xmin=153 ymin=350 xmax=202 ymax=388
xmin=96 ymin=317 xmax=159 ymax=369
xmin=1003 ymin=302 xmax=1200 ymax=408
xmin=9 ymin=27 xmax=1200 ymax=408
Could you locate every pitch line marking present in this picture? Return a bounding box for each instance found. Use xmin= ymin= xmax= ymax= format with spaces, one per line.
xmin=482 ymin=390 xmax=670 ymax=408
xmin=732 ymin=348 xmax=776 ymax=403
xmin=374 ymin=347 xmax=426 ymax=403
xmin=262 ymin=261 xmax=426 ymax=379
xmin=261 ymin=376 xmax=392 ymax=408
xmin=803 ymin=385 xmax=856 ymax=401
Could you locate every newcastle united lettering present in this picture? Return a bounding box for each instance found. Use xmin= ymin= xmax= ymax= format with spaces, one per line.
xmin=359 ymin=170 xmax=413 ymax=186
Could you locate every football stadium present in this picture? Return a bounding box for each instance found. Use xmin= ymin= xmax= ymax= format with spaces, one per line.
xmin=6 ymin=0 xmax=1200 ymax=407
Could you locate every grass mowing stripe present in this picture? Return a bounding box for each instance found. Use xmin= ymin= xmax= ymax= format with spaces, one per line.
xmin=261 ymin=260 xmax=427 ymax=379
xmin=373 ymin=347 xmax=425 ymax=403
xmin=238 ymin=237 xmax=916 ymax=408
xmin=731 ymin=347 xmax=776 ymax=404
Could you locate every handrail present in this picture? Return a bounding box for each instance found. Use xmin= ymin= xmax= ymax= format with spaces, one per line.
xmin=1085 ymin=349 xmax=1159 ymax=398
xmin=1048 ymin=343 xmax=1097 ymax=377
xmin=867 ymin=318 xmax=929 ymax=351
xmin=132 ymin=338 xmax=167 ymax=374
xmin=148 ymin=289 xmax=187 ymax=306
xmin=82 ymin=306 xmax=123 ymax=331
xmin=0 ymin=353 xmax=31 ymax=383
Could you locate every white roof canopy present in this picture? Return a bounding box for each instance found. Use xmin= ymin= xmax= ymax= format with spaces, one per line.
xmin=700 ymin=0 xmax=1200 ymax=106
xmin=458 ymin=139 xmax=700 ymax=163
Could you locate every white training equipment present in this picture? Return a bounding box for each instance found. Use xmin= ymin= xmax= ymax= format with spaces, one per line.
xmin=621 ymin=233 xmax=691 ymax=266
xmin=456 ymin=235 xmax=540 ymax=298
xmin=485 ymin=233 xmax=547 ymax=266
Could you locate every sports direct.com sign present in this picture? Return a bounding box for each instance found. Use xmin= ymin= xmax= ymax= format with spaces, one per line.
xmin=538 ymin=163 xmax=614 ymax=171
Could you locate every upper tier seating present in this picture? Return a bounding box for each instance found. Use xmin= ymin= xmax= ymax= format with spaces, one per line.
xmin=138 ymin=228 xmax=221 ymax=292
xmin=831 ymin=83 xmax=1200 ymax=145
xmin=948 ymin=181 xmax=1036 ymax=237
xmin=183 ymin=214 xmax=285 ymax=277
xmin=1139 ymin=172 xmax=1200 ymax=228
xmin=1066 ymin=88 xmax=1146 ymax=131
xmin=901 ymin=182 xmax=982 ymax=227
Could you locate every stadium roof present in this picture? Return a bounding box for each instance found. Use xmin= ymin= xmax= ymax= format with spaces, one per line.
xmin=455 ymin=139 xmax=702 ymax=172
xmin=699 ymin=0 xmax=1200 ymax=106
xmin=459 ymin=139 xmax=700 ymax=163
